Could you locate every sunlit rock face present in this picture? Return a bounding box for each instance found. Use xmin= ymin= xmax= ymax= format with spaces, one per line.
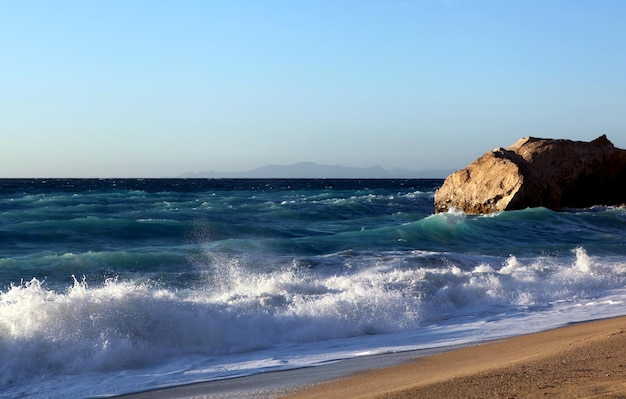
xmin=434 ymin=135 xmax=626 ymax=214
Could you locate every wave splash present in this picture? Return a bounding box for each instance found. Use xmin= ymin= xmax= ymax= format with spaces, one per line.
xmin=1 ymin=247 xmax=625 ymax=390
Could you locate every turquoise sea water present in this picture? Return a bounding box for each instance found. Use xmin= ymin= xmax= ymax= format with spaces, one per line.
xmin=1 ymin=178 xmax=625 ymax=398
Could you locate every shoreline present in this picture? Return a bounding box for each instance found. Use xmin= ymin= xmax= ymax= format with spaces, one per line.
xmin=284 ymin=315 xmax=626 ymax=399
xmin=112 ymin=345 xmax=463 ymax=399
xmin=114 ymin=316 xmax=626 ymax=399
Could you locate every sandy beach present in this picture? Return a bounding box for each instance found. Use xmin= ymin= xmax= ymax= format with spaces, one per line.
xmin=285 ymin=316 xmax=626 ymax=399
xmin=116 ymin=316 xmax=626 ymax=399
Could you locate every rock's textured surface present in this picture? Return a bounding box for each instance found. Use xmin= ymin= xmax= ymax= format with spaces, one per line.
xmin=434 ymin=135 xmax=626 ymax=214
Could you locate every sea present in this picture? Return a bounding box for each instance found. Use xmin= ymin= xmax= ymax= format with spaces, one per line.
xmin=1 ymin=178 xmax=626 ymax=398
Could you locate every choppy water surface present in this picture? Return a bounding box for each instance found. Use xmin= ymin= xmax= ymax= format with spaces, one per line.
xmin=1 ymin=178 xmax=625 ymax=398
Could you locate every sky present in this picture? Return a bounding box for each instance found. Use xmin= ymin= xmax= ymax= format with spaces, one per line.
xmin=2 ymin=0 xmax=626 ymax=178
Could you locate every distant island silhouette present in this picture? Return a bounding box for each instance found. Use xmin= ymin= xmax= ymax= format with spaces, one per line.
xmin=179 ymin=162 xmax=452 ymax=179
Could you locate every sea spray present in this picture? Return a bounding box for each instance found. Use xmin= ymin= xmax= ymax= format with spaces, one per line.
xmin=1 ymin=179 xmax=626 ymax=398
xmin=3 ymin=246 xmax=624 ymax=389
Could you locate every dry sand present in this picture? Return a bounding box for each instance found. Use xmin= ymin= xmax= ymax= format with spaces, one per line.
xmin=283 ymin=316 xmax=626 ymax=399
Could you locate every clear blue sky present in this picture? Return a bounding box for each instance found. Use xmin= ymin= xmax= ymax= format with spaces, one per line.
xmin=2 ymin=0 xmax=625 ymax=177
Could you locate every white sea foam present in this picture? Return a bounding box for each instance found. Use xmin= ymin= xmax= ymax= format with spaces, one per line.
xmin=1 ymin=248 xmax=626 ymax=398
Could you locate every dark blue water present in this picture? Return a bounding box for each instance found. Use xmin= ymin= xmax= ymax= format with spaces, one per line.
xmin=1 ymin=178 xmax=625 ymax=398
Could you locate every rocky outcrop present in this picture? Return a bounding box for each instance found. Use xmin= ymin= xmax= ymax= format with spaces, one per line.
xmin=434 ymin=135 xmax=626 ymax=214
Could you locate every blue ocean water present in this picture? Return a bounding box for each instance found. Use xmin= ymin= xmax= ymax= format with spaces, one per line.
xmin=1 ymin=178 xmax=626 ymax=398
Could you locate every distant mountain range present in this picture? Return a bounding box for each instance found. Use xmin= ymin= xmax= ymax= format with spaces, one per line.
xmin=179 ymin=162 xmax=452 ymax=179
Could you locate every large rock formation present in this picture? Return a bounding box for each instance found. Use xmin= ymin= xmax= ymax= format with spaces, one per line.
xmin=434 ymin=135 xmax=626 ymax=214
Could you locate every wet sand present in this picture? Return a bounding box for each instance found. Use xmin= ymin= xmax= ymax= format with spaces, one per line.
xmin=116 ymin=316 xmax=626 ymax=398
xmin=284 ymin=316 xmax=626 ymax=399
